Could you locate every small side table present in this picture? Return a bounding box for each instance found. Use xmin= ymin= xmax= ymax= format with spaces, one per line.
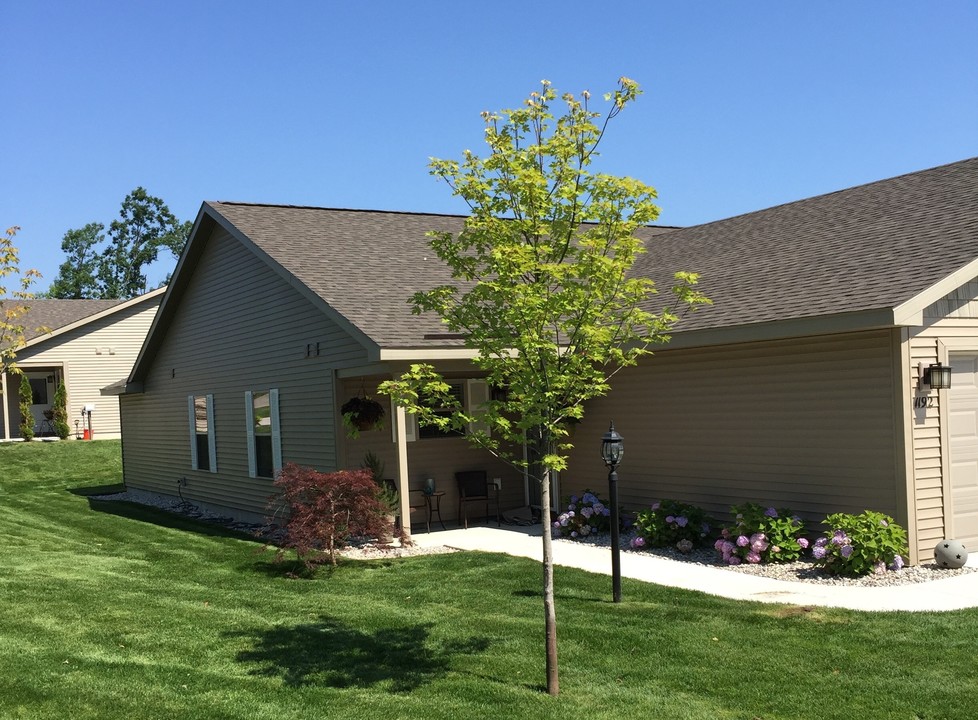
xmin=424 ymin=491 xmax=447 ymax=532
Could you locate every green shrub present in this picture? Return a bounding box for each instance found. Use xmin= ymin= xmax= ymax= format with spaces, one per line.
xmin=714 ymin=503 xmax=808 ymax=565
xmin=52 ymin=381 xmax=70 ymax=439
xmin=18 ymin=374 xmax=34 ymax=442
xmin=632 ymin=499 xmax=712 ymax=551
xmin=811 ymin=510 xmax=908 ymax=576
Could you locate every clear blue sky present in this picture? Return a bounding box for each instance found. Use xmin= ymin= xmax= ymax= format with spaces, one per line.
xmin=3 ymin=1 xmax=976 ymax=290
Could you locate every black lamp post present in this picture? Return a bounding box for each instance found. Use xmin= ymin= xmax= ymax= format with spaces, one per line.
xmin=601 ymin=421 xmax=624 ymax=603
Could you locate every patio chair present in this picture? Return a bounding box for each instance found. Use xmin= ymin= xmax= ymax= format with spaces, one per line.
xmin=455 ymin=470 xmax=490 ymax=529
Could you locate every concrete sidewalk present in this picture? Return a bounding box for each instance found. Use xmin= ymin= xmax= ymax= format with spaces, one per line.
xmin=411 ymin=525 xmax=978 ymax=612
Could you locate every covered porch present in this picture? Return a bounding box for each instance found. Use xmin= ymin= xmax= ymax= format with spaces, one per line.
xmin=1 ymin=364 xmax=65 ymax=441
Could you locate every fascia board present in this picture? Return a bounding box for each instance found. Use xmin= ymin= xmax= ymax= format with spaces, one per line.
xmin=892 ymin=257 xmax=978 ymax=327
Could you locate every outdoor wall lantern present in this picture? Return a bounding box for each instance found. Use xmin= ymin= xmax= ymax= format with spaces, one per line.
xmin=601 ymin=422 xmax=624 ymax=603
xmin=919 ymin=362 xmax=953 ymax=390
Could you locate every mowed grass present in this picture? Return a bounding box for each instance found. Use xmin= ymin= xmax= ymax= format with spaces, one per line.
xmin=1 ymin=441 xmax=977 ymax=719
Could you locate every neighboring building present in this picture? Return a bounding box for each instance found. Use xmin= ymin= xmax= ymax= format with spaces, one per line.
xmin=1 ymin=289 xmax=164 ymax=441
xmin=117 ymin=158 xmax=978 ymax=562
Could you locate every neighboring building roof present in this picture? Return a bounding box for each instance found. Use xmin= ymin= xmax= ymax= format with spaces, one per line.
xmin=17 ymin=299 xmax=123 ymax=341
xmin=137 ymin=157 xmax=978 ymax=370
xmin=13 ymin=288 xmax=166 ymax=347
xmin=633 ymin=157 xmax=978 ymax=345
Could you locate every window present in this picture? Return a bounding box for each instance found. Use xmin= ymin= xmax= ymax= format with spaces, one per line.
xmin=187 ymin=394 xmax=216 ymax=472
xmin=418 ymin=382 xmax=465 ymax=439
xmin=29 ymin=378 xmax=48 ymax=405
xmin=246 ymin=389 xmax=281 ymax=478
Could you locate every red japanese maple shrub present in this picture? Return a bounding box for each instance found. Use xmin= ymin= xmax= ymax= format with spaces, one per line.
xmin=270 ymin=464 xmax=398 ymax=569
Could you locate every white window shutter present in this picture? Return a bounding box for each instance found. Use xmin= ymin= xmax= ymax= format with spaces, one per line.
xmin=466 ymin=379 xmax=490 ymax=437
xmin=206 ymin=394 xmax=217 ymax=473
xmin=187 ymin=395 xmax=198 ymax=469
xmin=245 ymin=391 xmax=256 ymax=478
xmin=270 ymin=389 xmax=283 ymax=474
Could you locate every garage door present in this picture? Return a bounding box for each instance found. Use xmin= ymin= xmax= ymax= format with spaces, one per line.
xmin=948 ymin=353 xmax=978 ymax=552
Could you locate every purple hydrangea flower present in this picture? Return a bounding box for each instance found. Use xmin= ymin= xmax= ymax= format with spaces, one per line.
xmin=676 ymin=516 xmax=689 ymax=528
xmin=764 ymin=507 xmax=778 ymax=518
xmin=553 ymin=521 xmax=561 ymax=529
xmin=832 ymin=531 xmax=849 ymax=546
xmin=570 ymin=531 xmax=578 ymax=538
xmin=890 ymin=555 xmax=904 ymax=571
xmin=581 ymin=507 xmax=594 ymax=519
xmin=592 ymin=503 xmax=605 ymax=514
xmin=727 ymin=556 xmax=742 ymax=565
xmin=873 ymin=561 xmax=886 ymax=574
xmin=665 ymin=515 xmax=675 ymax=524
xmin=736 ymin=535 xmax=749 ymax=547
xmin=814 ymin=537 xmax=828 ymax=548
xmin=812 ymin=545 xmax=827 ymax=560
xmin=721 ymin=528 xmax=731 ymax=539
xmin=714 ymin=539 xmax=726 ymax=551
xmin=630 ymin=536 xmax=646 ymax=549
xmin=746 ymin=551 xmax=761 ymax=564
xmin=602 ymin=508 xmax=611 ymax=517
xmin=651 ymin=501 xmax=661 ymax=511
xmin=797 ymin=537 xmax=810 ymax=549
xmin=570 ymin=495 xmax=579 ymax=504
xmin=840 ymin=544 xmax=854 ymax=558
xmin=722 ymin=541 xmax=735 ymax=554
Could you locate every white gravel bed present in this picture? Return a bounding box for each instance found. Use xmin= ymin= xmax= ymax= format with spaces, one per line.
xmin=556 ymin=528 xmax=977 ymax=587
xmin=91 ymin=489 xmax=457 ymax=560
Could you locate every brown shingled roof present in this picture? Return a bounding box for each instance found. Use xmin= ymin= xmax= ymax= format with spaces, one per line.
xmin=16 ymin=299 xmax=124 ymax=341
xmin=167 ymin=158 xmax=977 ymax=358
xmin=632 ymin=157 xmax=978 ymax=335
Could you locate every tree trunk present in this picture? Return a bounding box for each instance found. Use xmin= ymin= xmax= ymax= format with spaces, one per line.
xmin=540 ymin=464 xmax=559 ymax=696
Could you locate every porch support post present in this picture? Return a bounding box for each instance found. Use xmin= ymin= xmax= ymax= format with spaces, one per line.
xmin=1 ymin=371 xmax=9 ymax=442
xmin=395 ymin=405 xmax=411 ymax=540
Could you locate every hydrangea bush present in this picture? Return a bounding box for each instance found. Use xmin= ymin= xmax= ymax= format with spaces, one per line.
xmin=553 ymin=489 xmax=612 ymax=540
xmin=811 ymin=510 xmax=908 ymax=576
xmin=714 ymin=503 xmax=808 ymax=565
xmin=631 ymin=499 xmax=712 ymax=552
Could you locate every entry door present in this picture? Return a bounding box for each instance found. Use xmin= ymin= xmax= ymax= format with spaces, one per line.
xmin=25 ymin=372 xmax=55 ymax=432
xmin=947 ymin=354 xmax=978 ymax=550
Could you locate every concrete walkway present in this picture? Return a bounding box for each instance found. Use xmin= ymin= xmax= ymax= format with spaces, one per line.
xmin=411 ymin=525 xmax=978 ymax=612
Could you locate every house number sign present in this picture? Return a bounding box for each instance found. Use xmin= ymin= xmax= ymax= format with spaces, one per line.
xmin=913 ymin=395 xmax=936 ymax=409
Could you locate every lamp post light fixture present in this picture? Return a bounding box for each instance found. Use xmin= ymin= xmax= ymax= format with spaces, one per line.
xmin=601 ymin=421 xmax=624 ymax=603
xmin=918 ymin=361 xmax=953 ymax=391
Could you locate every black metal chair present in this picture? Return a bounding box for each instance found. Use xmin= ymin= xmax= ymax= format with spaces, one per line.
xmin=455 ymin=470 xmax=490 ymax=529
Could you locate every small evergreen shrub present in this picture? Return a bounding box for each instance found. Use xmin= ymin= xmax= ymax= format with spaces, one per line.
xmin=52 ymin=381 xmax=70 ymax=439
xmin=268 ymin=464 xmax=401 ymax=571
xmin=631 ymin=499 xmax=712 ymax=551
xmin=18 ymin=374 xmax=34 ymax=442
xmin=811 ymin=510 xmax=908 ymax=576
xmin=553 ymin=489 xmax=612 ymax=539
xmin=714 ymin=503 xmax=809 ymax=565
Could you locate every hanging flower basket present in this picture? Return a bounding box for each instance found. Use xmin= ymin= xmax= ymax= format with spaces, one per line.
xmin=341 ymin=396 xmax=386 ymax=432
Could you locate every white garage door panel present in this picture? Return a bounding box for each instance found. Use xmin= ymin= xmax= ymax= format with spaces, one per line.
xmin=948 ymin=353 xmax=978 ymax=550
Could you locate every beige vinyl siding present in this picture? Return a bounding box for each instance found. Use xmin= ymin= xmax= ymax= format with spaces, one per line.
xmin=1 ymin=296 xmax=160 ymax=439
xmin=339 ymin=378 xmax=525 ymax=525
xmin=120 ymin=228 xmax=368 ymax=521
xmin=909 ymin=316 xmax=978 ymax=561
xmin=564 ymin=330 xmax=902 ymax=527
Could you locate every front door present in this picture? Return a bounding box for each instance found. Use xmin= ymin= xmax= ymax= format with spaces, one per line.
xmin=24 ymin=372 xmax=55 ymax=436
xmin=947 ymin=353 xmax=978 ymax=551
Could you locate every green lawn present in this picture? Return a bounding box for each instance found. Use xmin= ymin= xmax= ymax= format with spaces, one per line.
xmin=1 ymin=440 xmax=976 ymax=719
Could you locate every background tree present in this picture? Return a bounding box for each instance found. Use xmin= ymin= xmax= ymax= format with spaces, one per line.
xmin=47 ymin=223 xmax=104 ymax=299
xmin=48 ymin=188 xmax=191 ymax=299
xmin=1 ymin=225 xmax=41 ymax=376
xmin=381 ymin=79 xmax=708 ymax=696
xmin=18 ymin=374 xmax=34 ymax=441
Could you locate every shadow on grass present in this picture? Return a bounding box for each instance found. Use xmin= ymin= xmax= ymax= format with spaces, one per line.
xmin=228 ymin=614 xmax=491 ymax=691
xmin=77 ymin=492 xmax=261 ymax=542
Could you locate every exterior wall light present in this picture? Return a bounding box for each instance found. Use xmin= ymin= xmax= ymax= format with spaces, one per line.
xmin=919 ymin=362 xmax=953 ymax=390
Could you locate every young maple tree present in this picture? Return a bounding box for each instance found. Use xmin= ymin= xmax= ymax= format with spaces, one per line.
xmin=1 ymin=226 xmax=41 ymax=377
xmin=380 ymin=79 xmax=708 ymax=695
xmin=269 ymin=465 xmax=400 ymax=571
